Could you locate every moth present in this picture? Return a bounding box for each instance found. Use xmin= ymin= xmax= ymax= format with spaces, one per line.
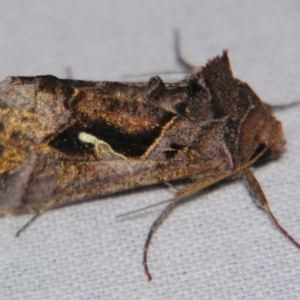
xmin=0 ymin=34 xmax=299 ymax=281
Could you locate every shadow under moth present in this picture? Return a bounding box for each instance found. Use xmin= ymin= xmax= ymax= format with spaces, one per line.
xmin=0 ymin=34 xmax=299 ymax=281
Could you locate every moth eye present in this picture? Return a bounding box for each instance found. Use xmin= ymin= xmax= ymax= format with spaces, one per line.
xmin=251 ymin=143 xmax=268 ymax=162
xmin=174 ymin=102 xmax=188 ymax=115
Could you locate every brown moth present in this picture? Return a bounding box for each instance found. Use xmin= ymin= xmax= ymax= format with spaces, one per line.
xmin=0 ymin=35 xmax=299 ymax=281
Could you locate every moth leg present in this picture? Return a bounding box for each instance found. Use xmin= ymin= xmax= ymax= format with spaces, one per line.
xmin=143 ymin=170 xmax=232 ymax=281
xmin=15 ymin=197 xmax=58 ymax=237
xmin=143 ymin=200 xmax=176 ymax=281
xmin=15 ymin=211 xmax=45 ymax=237
xmin=174 ymin=30 xmax=195 ymax=73
xmin=243 ymin=168 xmax=300 ymax=249
xmin=163 ymin=181 xmax=179 ymax=191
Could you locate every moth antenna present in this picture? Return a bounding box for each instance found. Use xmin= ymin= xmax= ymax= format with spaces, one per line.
xmin=267 ymin=100 xmax=300 ymax=111
xmin=64 ymin=66 xmax=73 ymax=79
xmin=243 ymin=168 xmax=300 ymax=250
xmin=116 ymin=198 xmax=172 ymax=218
xmin=15 ymin=212 xmax=44 ymax=237
xmin=174 ymin=29 xmax=195 ymax=73
xmin=122 ymin=71 xmax=186 ymax=80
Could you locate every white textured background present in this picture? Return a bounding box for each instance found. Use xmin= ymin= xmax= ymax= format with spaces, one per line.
xmin=1 ymin=1 xmax=300 ymax=299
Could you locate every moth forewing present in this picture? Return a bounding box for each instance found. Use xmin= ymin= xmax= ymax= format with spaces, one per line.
xmin=0 ymin=44 xmax=299 ymax=281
